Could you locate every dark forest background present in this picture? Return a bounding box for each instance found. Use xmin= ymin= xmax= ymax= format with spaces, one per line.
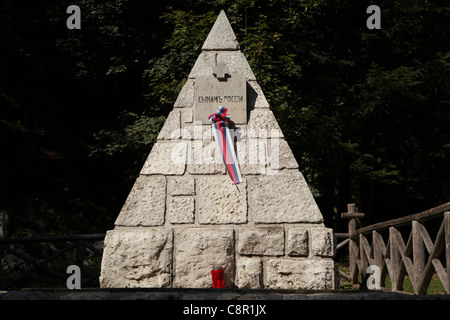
xmin=1 ymin=0 xmax=449 ymax=237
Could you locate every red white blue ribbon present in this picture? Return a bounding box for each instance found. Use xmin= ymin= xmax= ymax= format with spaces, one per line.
xmin=208 ymin=106 xmax=242 ymax=185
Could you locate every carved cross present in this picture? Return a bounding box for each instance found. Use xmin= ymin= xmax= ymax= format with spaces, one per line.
xmin=212 ymin=62 xmax=230 ymax=80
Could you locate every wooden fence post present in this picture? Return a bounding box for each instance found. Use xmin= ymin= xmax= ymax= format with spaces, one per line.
xmin=412 ymin=221 xmax=425 ymax=293
xmin=341 ymin=203 xmax=365 ymax=288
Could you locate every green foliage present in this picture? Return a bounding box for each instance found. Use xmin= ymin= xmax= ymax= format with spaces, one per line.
xmin=91 ymin=112 xmax=165 ymax=158
xmin=143 ymin=10 xmax=217 ymax=114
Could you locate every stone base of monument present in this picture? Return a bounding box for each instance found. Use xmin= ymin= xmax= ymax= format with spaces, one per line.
xmin=100 ymin=225 xmax=339 ymax=290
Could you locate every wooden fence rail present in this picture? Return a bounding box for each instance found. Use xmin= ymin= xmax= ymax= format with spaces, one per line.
xmin=337 ymin=203 xmax=450 ymax=294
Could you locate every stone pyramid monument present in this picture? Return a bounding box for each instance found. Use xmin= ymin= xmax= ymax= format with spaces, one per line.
xmin=100 ymin=10 xmax=338 ymax=289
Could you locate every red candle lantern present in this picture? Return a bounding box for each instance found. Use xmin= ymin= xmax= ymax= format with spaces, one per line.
xmin=211 ymin=264 xmax=225 ymax=288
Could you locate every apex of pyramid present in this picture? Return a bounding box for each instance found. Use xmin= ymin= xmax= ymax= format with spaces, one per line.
xmin=202 ymin=10 xmax=240 ymax=51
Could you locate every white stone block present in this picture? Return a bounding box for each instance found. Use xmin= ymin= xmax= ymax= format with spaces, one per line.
xmin=168 ymin=197 xmax=195 ymax=224
xmin=287 ymin=228 xmax=309 ymax=257
xmin=248 ymin=109 xmax=284 ymax=138
xmin=247 ymin=80 xmax=269 ymax=108
xmin=173 ymin=228 xmax=234 ymax=288
xmin=198 ymin=177 xmax=247 ymax=224
xmin=236 ymin=138 xmax=267 ymax=175
xmin=269 ymin=139 xmax=299 ymax=170
xmin=174 ymin=79 xmax=195 ymax=108
xmin=157 ymin=109 xmax=181 ymax=140
xmin=187 ymin=140 xmax=226 ymax=175
xmin=238 ymin=227 xmax=284 ymax=256
xmin=265 ymin=258 xmax=337 ymax=290
xmin=248 ymin=172 xmax=323 ymax=224
xmin=184 ymin=109 xmax=193 ymax=123
xmin=201 ymin=10 xmax=240 ymax=51
xmin=235 ymin=257 xmax=262 ymax=289
xmin=168 ymin=177 xmax=195 ymax=196
xmin=182 ymin=123 xmax=213 ymax=140
xmin=140 ymin=141 xmax=187 ymax=175
xmin=100 ymin=229 xmax=173 ymax=288
xmin=114 ymin=176 xmax=166 ymax=227
xmin=311 ymin=227 xmax=336 ymax=257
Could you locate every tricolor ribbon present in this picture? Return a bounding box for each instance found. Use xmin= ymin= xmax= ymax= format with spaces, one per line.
xmin=208 ymin=106 xmax=242 ymax=185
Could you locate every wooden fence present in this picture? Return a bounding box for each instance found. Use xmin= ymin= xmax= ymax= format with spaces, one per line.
xmin=0 ymin=233 xmax=105 ymax=289
xmin=336 ymin=203 xmax=450 ymax=294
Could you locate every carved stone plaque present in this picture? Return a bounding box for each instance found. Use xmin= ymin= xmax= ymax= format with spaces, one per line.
xmin=194 ymin=63 xmax=247 ymax=124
